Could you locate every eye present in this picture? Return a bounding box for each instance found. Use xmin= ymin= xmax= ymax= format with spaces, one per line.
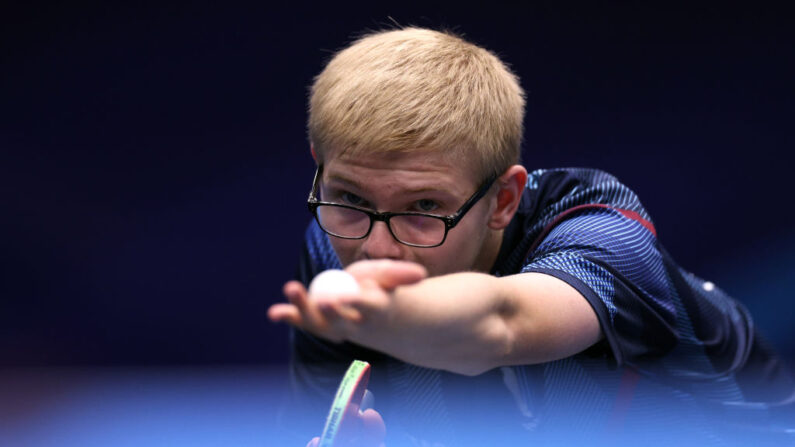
xmin=415 ymin=199 xmax=439 ymax=213
xmin=341 ymin=192 xmax=366 ymax=207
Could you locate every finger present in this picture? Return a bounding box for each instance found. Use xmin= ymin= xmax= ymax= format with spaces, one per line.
xmin=283 ymin=281 xmax=326 ymax=329
xmin=315 ymin=302 xmax=363 ymax=343
xmin=267 ymin=303 xmax=303 ymax=326
xmin=317 ymin=300 xmax=363 ymax=324
xmin=359 ymin=408 xmax=386 ymax=445
xmin=283 ymin=281 xmax=310 ymax=311
xmin=283 ymin=282 xmax=356 ymax=343
xmin=347 ymin=260 xmax=428 ymax=290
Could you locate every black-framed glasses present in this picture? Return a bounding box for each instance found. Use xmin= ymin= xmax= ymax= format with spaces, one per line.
xmin=307 ymin=165 xmax=497 ymax=248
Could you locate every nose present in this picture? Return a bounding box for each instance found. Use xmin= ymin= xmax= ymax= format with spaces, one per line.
xmin=361 ymin=221 xmax=404 ymax=260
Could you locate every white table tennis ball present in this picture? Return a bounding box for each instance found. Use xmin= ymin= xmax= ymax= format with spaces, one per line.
xmin=308 ymin=269 xmax=360 ymax=298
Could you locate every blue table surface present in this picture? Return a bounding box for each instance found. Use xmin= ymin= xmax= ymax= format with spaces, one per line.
xmin=0 ymin=366 xmax=293 ymax=447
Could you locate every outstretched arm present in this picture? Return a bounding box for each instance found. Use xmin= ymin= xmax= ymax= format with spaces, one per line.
xmin=268 ymin=259 xmax=602 ymax=376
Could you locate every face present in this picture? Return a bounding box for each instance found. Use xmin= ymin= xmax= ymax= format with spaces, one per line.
xmin=318 ymin=150 xmax=503 ymax=277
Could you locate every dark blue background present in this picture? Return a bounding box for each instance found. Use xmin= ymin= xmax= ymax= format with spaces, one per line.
xmin=2 ymin=1 xmax=793 ymax=367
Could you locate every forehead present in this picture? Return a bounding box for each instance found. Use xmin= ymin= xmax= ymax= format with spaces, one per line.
xmin=322 ymin=150 xmax=481 ymax=194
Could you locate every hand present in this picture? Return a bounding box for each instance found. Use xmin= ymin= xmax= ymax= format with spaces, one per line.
xmin=268 ymin=260 xmax=427 ymax=343
xmin=304 ymin=406 xmax=386 ymax=447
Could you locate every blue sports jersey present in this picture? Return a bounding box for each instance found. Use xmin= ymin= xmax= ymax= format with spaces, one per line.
xmin=284 ymin=168 xmax=795 ymax=446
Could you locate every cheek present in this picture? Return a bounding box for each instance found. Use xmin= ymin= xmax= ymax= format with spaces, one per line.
xmin=429 ymin=220 xmax=490 ymax=271
xmin=413 ymin=237 xmax=480 ymax=276
xmin=413 ymin=251 xmax=459 ymax=277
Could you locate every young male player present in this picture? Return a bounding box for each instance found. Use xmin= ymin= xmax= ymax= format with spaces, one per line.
xmin=268 ymin=27 xmax=794 ymax=446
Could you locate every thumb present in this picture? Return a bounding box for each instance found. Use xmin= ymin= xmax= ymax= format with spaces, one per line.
xmin=359 ymin=408 xmax=386 ymax=445
xmin=347 ymin=260 xmax=427 ymax=290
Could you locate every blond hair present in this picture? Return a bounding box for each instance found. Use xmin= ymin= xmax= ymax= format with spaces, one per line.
xmin=308 ymin=27 xmax=525 ymax=178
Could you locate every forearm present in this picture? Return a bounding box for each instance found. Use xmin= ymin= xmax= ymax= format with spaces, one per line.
xmin=346 ymin=272 xmax=514 ymax=376
xmin=270 ymin=261 xmax=602 ymax=377
xmin=344 ymin=271 xmax=602 ymax=376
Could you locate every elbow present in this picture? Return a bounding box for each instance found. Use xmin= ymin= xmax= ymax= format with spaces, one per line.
xmin=450 ymin=316 xmax=516 ymax=377
xmin=488 ymin=295 xmax=519 ymax=370
xmin=493 ymin=314 xmax=517 ymax=370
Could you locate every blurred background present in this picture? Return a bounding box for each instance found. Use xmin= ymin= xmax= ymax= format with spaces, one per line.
xmin=2 ymin=1 xmax=793 ymax=445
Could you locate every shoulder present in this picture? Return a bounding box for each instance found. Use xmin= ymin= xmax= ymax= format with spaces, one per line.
xmin=528 ymin=167 xmax=621 ymax=188
xmin=525 ymin=167 xmax=650 ymax=219
xmin=511 ymin=167 xmax=656 ymax=246
xmin=521 ymin=167 xmax=659 ymax=262
xmin=493 ymin=167 xmax=656 ymax=277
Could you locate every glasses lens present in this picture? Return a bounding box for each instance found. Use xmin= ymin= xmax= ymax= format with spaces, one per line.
xmin=390 ymin=214 xmax=446 ymax=247
xmin=315 ymin=204 xmax=371 ymax=238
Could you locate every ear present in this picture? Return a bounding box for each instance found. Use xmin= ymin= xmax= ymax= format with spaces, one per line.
xmin=488 ymin=165 xmax=528 ymax=230
xmin=310 ymin=144 xmax=318 ymax=163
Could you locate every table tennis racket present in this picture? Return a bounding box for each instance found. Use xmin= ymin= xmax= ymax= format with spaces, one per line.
xmin=318 ymin=360 xmax=371 ymax=447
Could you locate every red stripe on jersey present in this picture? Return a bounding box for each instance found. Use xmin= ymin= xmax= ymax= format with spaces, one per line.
xmin=526 ymin=203 xmax=657 ymax=258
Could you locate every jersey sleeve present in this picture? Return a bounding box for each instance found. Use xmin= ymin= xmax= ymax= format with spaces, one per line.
xmin=521 ymin=202 xmax=679 ymax=367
